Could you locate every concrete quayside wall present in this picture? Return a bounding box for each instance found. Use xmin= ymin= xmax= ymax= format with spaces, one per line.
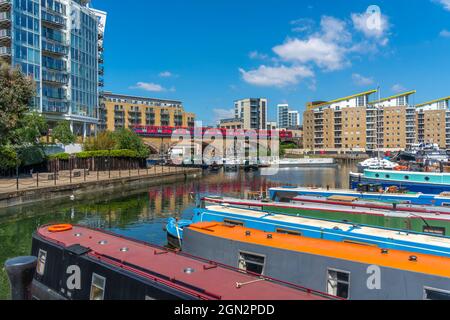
xmin=0 ymin=168 xmax=202 ymax=210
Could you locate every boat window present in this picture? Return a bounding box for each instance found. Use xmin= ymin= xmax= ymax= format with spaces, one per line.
xmin=276 ymin=228 xmax=302 ymax=236
xmin=224 ymin=219 xmax=244 ymax=227
xmin=385 ymin=175 xmax=390 ymax=179
xmin=425 ymin=177 xmax=430 ymax=182
xmin=423 ymin=226 xmax=446 ymax=236
xmin=36 ymin=250 xmax=47 ymax=276
xmin=238 ymin=252 xmax=265 ymax=275
xmin=375 ymin=174 xmax=380 ymax=178
xmin=90 ymin=274 xmax=106 ymax=300
xmin=404 ymin=176 xmax=410 ymax=180
xmin=442 ymin=203 xmax=450 ymax=207
xmin=424 ymin=287 xmax=450 ymax=300
xmin=327 ymin=269 xmax=350 ymax=299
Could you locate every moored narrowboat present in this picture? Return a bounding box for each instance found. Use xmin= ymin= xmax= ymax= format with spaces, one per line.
xmin=20 ymin=224 xmax=335 ymax=300
xmin=350 ymin=170 xmax=450 ymax=194
xmin=268 ymin=186 xmax=450 ymax=206
xmin=182 ymin=222 xmax=450 ymax=300
xmin=202 ymin=196 xmax=450 ymax=236
xmin=167 ymin=205 xmax=450 ymax=257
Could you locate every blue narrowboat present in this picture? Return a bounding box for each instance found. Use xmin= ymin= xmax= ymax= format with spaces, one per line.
xmin=167 ymin=205 xmax=450 ymax=258
xmin=350 ymin=170 xmax=450 ymax=195
xmin=268 ymin=186 xmax=450 ymax=206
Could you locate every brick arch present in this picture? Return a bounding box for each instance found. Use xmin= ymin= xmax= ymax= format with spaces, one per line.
xmin=143 ymin=142 xmax=160 ymax=154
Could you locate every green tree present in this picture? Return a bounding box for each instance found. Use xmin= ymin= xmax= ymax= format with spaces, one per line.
xmin=12 ymin=112 xmax=48 ymax=145
xmin=113 ymin=129 xmax=150 ymax=158
xmin=0 ymin=62 xmax=36 ymax=145
xmin=83 ymin=131 xmax=116 ymax=151
xmin=52 ymin=120 xmax=76 ymax=145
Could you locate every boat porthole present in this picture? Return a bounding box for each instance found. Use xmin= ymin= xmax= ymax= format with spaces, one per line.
xmin=74 ymin=233 xmax=82 ymax=237
xmin=98 ymin=240 xmax=108 ymax=245
xmin=375 ymin=174 xmax=380 ymax=178
xmin=385 ymin=175 xmax=390 ymax=179
xmin=404 ymin=176 xmax=409 ymax=180
xmin=120 ymin=247 xmax=129 ymax=252
xmin=425 ymin=177 xmax=430 ymax=181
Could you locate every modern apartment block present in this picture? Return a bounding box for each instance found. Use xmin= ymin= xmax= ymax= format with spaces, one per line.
xmin=368 ymin=91 xmax=417 ymax=151
xmin=0 ymin=0 xmax=106 ymax=137
xmin=219 ymin=118 xmax=243 ymax=130
xmin=416 ymin=96 xmax=450 ymax=149
xmin=234 ymin=98 xmax=267 ymax=130
xmin=277 ymin=104 xmax=300 ymax=129
xmin=303 ymin=90 xmax=450 ymax=153
xmin=100 ymin=92 xmax=196 ymax=132
xmin=303 ymin=90 xmax=376 ymax=152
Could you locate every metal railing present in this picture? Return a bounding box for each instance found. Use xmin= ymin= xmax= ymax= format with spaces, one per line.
xmin=0 ymin=165 xmax=194 ymax=192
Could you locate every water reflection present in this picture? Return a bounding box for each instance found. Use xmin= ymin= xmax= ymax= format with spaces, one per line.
xmin=0 ymin=163 xmax=356 ymax=299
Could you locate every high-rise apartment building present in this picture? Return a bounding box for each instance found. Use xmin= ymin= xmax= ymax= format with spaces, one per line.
xmin=277 ymin=103 xmax=300 ymax=129
xmin=234 ymin=98 xmax=267 ymax=130
xmin=277 ymin=104 xmax=289 ymax=128
xmin=416 ymin=96 xmax=450 ymax=149
xmin=288 ymin=110 xmax=300 ymax=128
xmin=369 ymin=91 xmax=416 ymax=151
xmin=303 ymin=90 xmax=376 ymax=152
xmin=301 ymin=90 xmax=450 ymax=153
xmin=0 ymin=0 xmax=106 ymax=136
xmin=100 ymin=92 xmax=196 ymax=132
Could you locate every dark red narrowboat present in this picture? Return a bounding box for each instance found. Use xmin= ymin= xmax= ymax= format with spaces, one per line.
xmin=25 ymin=224 xmax=336 ymax=300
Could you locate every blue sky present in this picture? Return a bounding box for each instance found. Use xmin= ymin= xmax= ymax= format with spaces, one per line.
xmin=91 ymin=0 xmax=450 ymax=125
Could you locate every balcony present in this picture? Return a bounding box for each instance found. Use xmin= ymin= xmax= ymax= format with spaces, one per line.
xmin=0 ymin=45 xmax=11 ymax=57
xmin=42 ymin=99 xmax=69 ymax=114
xmin=41 ymin=11 xmax=66 ymax=28
xmin=0 ymin=28 xmax=10 ymax=43
xmin=0 ymin=0 xmax=12 ymax=10
xmin=42 ymin=40 xmax=68 ymax=57
xmin=42 ymin=69 xmax=69 ymax=85
xmin=0 ymin=11 xmax=10 ymax=26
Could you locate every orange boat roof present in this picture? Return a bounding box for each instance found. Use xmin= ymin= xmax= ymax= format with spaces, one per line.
xmin=188 ymin=222 xmax=450 ymax=279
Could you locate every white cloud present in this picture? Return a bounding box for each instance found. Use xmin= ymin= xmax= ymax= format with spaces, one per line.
xmin=274 ymin=38 xmax=346 ymax=71
xmin=351 ymin=11 xmax=390 ymax=45
xmin=391 ymin=84 xmax=406 ymax=93
xmin=242 ymin=11 xmax=391 ymax=88
xmin=440 ymin=29 xmax=450 ymax=37
xmin=290 ymin=18 xmax=315 ymax=33
xmin=274 ymin=16 xmax=352 ymax=71
xmin=213 ymin=108 xmax=235 ymax=123
xmin=352 ymin=73 xmax=374 ymax=86
xmin=131 ymin=82 xmax=174 ymax=92
xmin=239 ymin=65 xmax=314 ymax=87
xmin=159 ymin=71 xmax=176 ymax=78
xmin=249 ymin=51 xmax=269 ymax=60
xmin=434 ymin=0 xmax=450 ymax=11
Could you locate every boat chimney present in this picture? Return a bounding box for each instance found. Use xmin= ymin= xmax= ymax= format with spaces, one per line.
xmin=5 ymin=256 xmax=37 ymax=300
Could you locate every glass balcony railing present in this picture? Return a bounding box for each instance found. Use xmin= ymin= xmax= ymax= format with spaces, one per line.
xmin=41 ymin=11 xmax=66 ymax=28
xmin=42 ymin=99 xmax=69 ymax=114
xmin=0 ymin=28 xmax=11 ymax=39
xmin=0 ymin=0 xmax=12 ymax=7
xmin=0 ymin=45 xmax=11 ymax=56
xmin=42 ymin=40 xmax=68 ymax=56
xmin=42 ymin=69 xmax=68 ymax=85
xmin=0 ymin=11 xmax=11 ymax=24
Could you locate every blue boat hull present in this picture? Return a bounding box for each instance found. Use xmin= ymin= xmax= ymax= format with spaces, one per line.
xmin=350 ymin=175 xmax=450 ymax=195
xmin=168 ymin=209 xmax=450 ymax=258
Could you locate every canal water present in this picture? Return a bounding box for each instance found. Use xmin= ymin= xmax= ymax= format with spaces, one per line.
xmin=0 ymin=163 xmax=356 ymax=299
